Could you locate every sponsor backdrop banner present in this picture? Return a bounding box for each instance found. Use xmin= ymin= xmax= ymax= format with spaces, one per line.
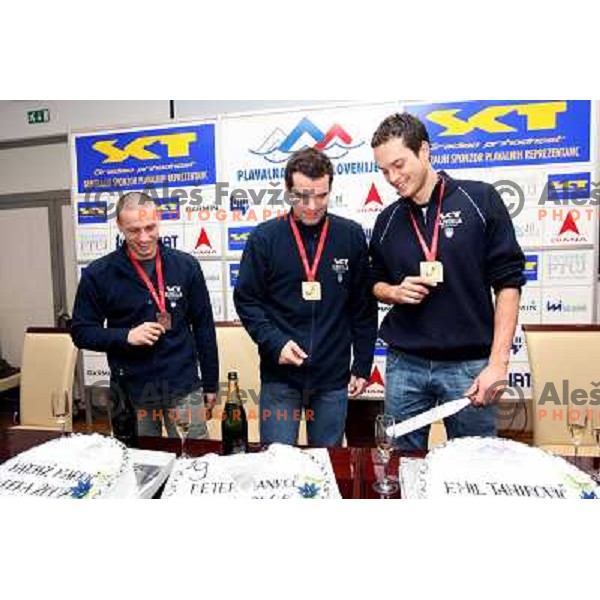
xmin=409 ymin=100 xmax=591 ymax=169
xmin=75 ymin=124 xmax=217 ymax=193
xmin=71 ymin=101 xmax=597 ymax=405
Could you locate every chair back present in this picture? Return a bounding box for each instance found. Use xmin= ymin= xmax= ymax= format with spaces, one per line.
xmin=18 ymin=328 xmax=78 ymax=430
xmin=524 ymin=325 xmax=599 ymax=450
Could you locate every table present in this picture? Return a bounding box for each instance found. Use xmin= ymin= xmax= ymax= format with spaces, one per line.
xmin=0 ymin=428 xmax=60 ymax=464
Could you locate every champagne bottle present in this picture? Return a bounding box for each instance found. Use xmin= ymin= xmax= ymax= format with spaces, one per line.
xmin=222 ymin=371 xmax=248 ymax=455
xmin=111 ymin=377 xmax=137 ymax=447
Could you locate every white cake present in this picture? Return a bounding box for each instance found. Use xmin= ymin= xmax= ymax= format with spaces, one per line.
xmin=417 ymin=437 xmax=599 ymax=499
xmin=162 ymin=444 xmax=340 ymax=499
xmin=0 ymin=434 xmax=136 ymax=499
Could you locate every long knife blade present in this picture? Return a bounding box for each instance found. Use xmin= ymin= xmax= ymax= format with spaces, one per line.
xmin=387 ymin=397 xmax=471 ymax=438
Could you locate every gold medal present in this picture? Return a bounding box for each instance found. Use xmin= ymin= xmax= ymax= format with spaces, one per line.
xmin=302 ymin=281 xmax=322 ymax=301
xmin=420 ymin=260 xmax=444 ymax=285
xmin=410 ymin=177 xmax=446 ymax=288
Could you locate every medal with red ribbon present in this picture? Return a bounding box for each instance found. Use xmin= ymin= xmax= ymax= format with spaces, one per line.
xmin=408 ymin=178 xmax=445 ymax=285
xmin=127 ymin=246 xmax=172 ymax=330
xmin=289 ymin=216 xmax=330 ymax=301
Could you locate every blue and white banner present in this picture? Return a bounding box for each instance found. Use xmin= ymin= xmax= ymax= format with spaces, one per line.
xmin=547 ymin=172 xmax=591 ymax=200
xmin=75 ymin=124 xmax=217 ymax=193
xmin=409 ymin=100 xmax=591 ymax=169
xmin=227 ymin=226 xmax=255 ymax=253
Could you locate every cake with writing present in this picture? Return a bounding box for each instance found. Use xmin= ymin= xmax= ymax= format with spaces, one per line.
xmin=417 ymin=437 xmax=599 ymax=499
xmin=0 ymin=434 xmax=135 ymax=499
xmin=162 ymin=444 xmax=340 ymax=499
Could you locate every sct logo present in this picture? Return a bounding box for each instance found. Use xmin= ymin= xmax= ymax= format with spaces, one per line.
xmin=547 ymin=172 xmax=591 ymax=200
xmin=92 ymin=132 xmax=197 ymax=164
xmin=250 ymin=116 xmax=363 ymax=164
xmin=524 ymin=255 xmax=539 ymax=282
xmin=228 ymin=227 xmax=254 ymax=252
xmin=426 ymin=101 xmax=567 ymax=136
xmin=155 ymin=200 xmax=180 ymax=221
xmin=78 ymin=202 xmax=107 ymax=224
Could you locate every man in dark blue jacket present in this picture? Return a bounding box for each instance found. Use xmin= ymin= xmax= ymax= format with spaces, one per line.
xmin=234 ymin=148 xmax=377 ymax=447
xmin=71 ymin=192 xmax=219 ymax=439
xmin=369 ymin=113 xmax=525 ymax=450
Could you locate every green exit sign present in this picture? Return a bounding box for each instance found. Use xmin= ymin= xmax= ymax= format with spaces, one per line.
xmin=27 ymin=109 xmax=50 ymax=124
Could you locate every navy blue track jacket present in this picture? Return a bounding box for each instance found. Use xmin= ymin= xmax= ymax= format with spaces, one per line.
xmin=71 ymin=242 xmax=219 ymax=403
xmin=234 ymin=213 xmax=377 ymax=392
xmin=369 ymin=172 xmax=526 ymax=361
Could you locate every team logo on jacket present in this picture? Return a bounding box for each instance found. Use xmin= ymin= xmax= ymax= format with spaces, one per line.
xmin=166 ymin=285 xmax=183 ymax=307
xmin=332 ymin=258 xmax=349 ymax=283
xmin=440 ymin=210 xmax=463 ymax=238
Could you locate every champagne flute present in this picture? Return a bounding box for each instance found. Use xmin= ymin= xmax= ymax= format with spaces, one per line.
xmin=567 ymin=409 xmax=588 ymax=465
xmin=175 ymin=401 xmax=192 ymax=458
xmin=102 ymin=391 xmax=114 ymax=438
xmin=51 ymin=391 xmax=69 ymax=437
xmin=373 ymin=413 xmax=399 ymax=496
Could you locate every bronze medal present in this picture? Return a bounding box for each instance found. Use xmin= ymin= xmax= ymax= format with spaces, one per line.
xmin=157 ymin=311 xmax=172 ymax=331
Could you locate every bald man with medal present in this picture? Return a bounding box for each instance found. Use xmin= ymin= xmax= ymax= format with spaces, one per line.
xmin=72 ymin=192 xmax=219 ymax=441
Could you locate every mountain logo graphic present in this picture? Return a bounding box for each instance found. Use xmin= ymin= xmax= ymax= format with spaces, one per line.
xmin=364 ymin=183 xmax=383 ymax=206
xmin=250 ymin=116 xmax=364 ymax=164
xmin=550 ymin=211 xmax=588 ymax=244
xmin=195 ymin=228 xmax=212 ymax=249
xmin=558 ymin=212 xmax=580 ymax=236
xmin=367 ymin=366 xmax=385 ymax=388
